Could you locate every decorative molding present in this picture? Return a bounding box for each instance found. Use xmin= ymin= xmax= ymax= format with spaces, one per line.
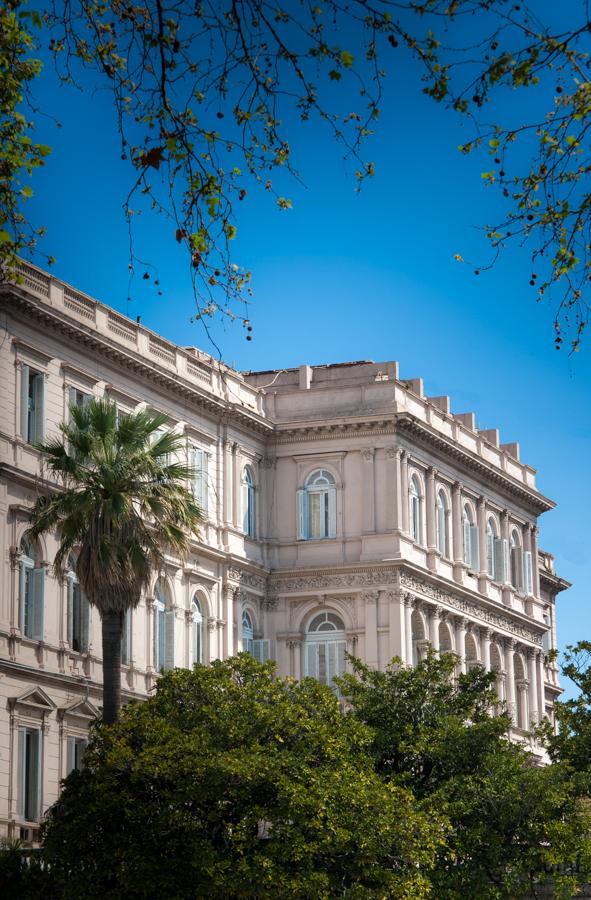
xmin=227 ymin=567 xmax=267 ymax=592
xmin=271 ymin=567 xmax=400 ymax=594
xmin=400 ymin=573 xmax=543 ymax=645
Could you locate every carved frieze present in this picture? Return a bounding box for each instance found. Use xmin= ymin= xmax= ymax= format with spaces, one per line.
xmin=227 ymin=567 xmax=267 ymax=592
xmin=270 ymin=568 xmax=400 ymax=594
xmin=400 ymin=573 xmax=543 ymax=645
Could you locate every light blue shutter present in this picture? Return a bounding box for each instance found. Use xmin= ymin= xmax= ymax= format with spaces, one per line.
xmin=68 ymin=386 xmax=77 ymax=419
xmin=469 ymin=525 xmax=479 ymax=571
xmin=523 ymin=550 xmax=533 ymax=595
xmin=18 ymin=728 xmax=26 ymax=818
xmin=494 ymin=539 xmax=506 ymax=583
xmin=242 ymin=479 xmax=249 ymax=533
xmin=512 ymin=547 xmax=523 ymax=590
xmin=20 ymin=365 xmax=30 ymax=439
xmin=19 ymin=563 xmax=27 ymax=633
xmin=165 ymin=608 xmax=175 ymax=670
xmin=67 ymin=579 xmax=73 ymax=645
xmin=32 ymin=568 xmax=44 ymax=640
xmin=327 ymin=487 xmax=337 ymax=538
xmin=156 ymin=607 xmax=165 ymax=670
xmin=297 ymin=489 xmax=307 ymax=539
xmin=34 ymin=375 xmax=44 ymax=443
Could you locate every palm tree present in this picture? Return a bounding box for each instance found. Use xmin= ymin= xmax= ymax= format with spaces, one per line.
xmin=28 ymin=399 xmax=201 ymax=724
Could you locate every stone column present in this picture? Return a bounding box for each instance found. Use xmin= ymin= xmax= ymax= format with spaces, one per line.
xmin=145 ymin=596 xmax=155 ymax=673
xmin=527 ymin=649 xmax=538 ymax=726
xmin=428 ymin=606 xmax=441 ymax=652
xmin=225 ymin=584 xmax=234 ymax=658
xmin=400 ymin=451 xmax=409 ymax=535
xmin=517 ymin=681 xmax=529 ymax=730
xmin=388 ymin=447 xmax=401 ymax=533
xmin=531 ymin=526 xmax=540 ymax=598
xmin=184 ymin=609 xmax=193 ymax=668
xmin=536 ymin=649 xmax=545 ymax=723
xmin=289 ymin=639 xmax=302 ymax=680
xmin=223 ymin=439 xmax=233 ymax=527
xmin=361 ymin=449 xmax=376 ymax=533
xmin=481 ymin=627 xmax=492 ymax=671
xmin=426 ymin=467 xmax=437 ymax=550
xmin=477 ymin=496 xmax=488 ymax=586
xmin=363 ymin=591 xmax=379 ymax=668
xmin=454 ymin=617 xmax=467 ymax=674
xmin=452 ymin=482 xmax=463 ymax=581
xmin=207 ymin=617 xmax=218 ymax=661
xmin=404 ymin=595 xmax=414 ymax=665
xmin=231 ymin=442 xmax=240 ymax=528
xmin=504 ymin=638 xmax=516 ymax=724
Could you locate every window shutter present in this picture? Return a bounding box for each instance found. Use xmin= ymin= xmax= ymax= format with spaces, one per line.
xmin=18 ymin=728 xmax=26 ymax=818
xmin=242 ymin=480 xmax=249 ymax=533
xmin=469 ymin=524 xmax=479 ymax=571
xmin=34 ymin=375 xmax=45 ymax=443
xmin=20 ymin=365 xmax=30 ymax=440
xmin=337 ymin=641 xmax=346 ymax=677
xmin=165 ymin=608 xmax=175 ymax=670
xmin=32 ymin=567 xmax=45 ymax=641
xmin=252 ymin=639 xmax=270 ymax=663
xmin=67 ymin=580 xmax=73 ymax=645
xmin=155 ymin=608 xmax=165 ymax=670
xmin=512 ymin=547 xmax=523 ymax=590
xmin=30 ymin=731 xmax=40 ymax=822
xmin=327 ymin=487 xmax=337 ymax=538
xmin=66 ymin=737 xmax=75 ymax=776
xmin=121 ymin=610 xmax=130 ymax=665
xmin=494 ymin=538 xmax=505 ymax=583
xmin=523 ymin=550 xmax=533 ymax=595
xmin=297 ymin=489 xmax=307 ymax=539
xmin=19 ymin=563 xmax=27 ymax=633
xmin=305 ymin=642 xmax=317 ymax=679
xmin=327 ymin=641 xmax=338 ymax=685
xmin=68 ymin=386 xmax=77 ymax=419
xmin=80 ymin=596 xmax=90 ymax=651
xmin=463 ymin=517 xmax=471 ymax=565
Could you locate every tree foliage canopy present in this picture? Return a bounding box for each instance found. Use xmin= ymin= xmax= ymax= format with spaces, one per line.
xmin=4 ymin=1 xmax=591 ymax=348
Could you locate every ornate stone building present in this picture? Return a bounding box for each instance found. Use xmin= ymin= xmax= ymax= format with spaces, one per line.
xmin=0 ymin=262 xmax=567 ymax=843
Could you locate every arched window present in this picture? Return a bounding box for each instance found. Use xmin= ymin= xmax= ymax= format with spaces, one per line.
xmin=298 ymin=469 xmax=336 ymax=540
xmin=67 ymin=555 xmax=90 ymax=653
xmin=19 ymin=538 xmax=44 ymax=641
xmin=242 ymin=466 xmax=255 ymax=538
xmin=304 ymin=611 xmax=346 ymax=690
xmin=510 ymin=528 xmax=523 ymax=591
xmin=409 ymin=476 xmax=422 ymax=544
xmin=242 ymin=609 xmax=254 ymax=654
xmin=462 ymin=504 xmax=479 ymax=571
xmin=154 ymin=578 xmax=174 ymax=672
xmin=486 ymin=517 xmax=498 ymax=580
xmin=436 ymin=489 xmax=449 ymax=557
xmin=191 ymin=595 xmax=204 ymax=665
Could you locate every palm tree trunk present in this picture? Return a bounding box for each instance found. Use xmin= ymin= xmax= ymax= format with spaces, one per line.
xmin=101 ymin=611 xmax=122 ymax=725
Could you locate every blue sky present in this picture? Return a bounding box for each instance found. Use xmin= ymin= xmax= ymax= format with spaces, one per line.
xmin=23 ymin=15 xmax=590 ymax=695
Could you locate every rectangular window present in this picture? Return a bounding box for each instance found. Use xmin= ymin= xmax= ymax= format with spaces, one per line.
xmin=68 ymin=581 xmax=90 ymax=652
xmin=20 ymin=562 xmax=44 ymax=640
xmin=68 ymin=386 xmax=91 ymax=416
xmin=251 ymin=639 xmax=271 ymax=663
xmin=121 ymin=609 xmax=131 ymax=665
xmin=20 ymin=365 xmax=45 ymax=444
xmin=192 ymin=447 xmax=209 ymax=516
xmin=18 ymin=727 xmax=41 ymax=822
xmin=66 ymin=736 xmax=87 ymax=775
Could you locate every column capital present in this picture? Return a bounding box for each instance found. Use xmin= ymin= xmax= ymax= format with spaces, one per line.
xmin=504 ymin=637 xmax=515 ymax=651
xmin=403 ymin=594 xmax=415 ymax=609
xmin=429 ymin=605 xmax=442 ymax=621
xmin=385 ymin=444 xmax=398 ymax=459
xmin=477 ymin=494 xmax=486 ymax=509
xmin=426 ymin=465 xmax=436 ymax=479
xmin=361 ymin=448 xmax=375 ymax=462
xmin=454 ymin=615 xmax=468 ymax=630
xmin=480 ymin=626 xmax=492 ymax=641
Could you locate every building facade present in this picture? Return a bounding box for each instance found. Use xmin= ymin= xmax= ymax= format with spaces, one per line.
xmin=0 ymin=262 xmax=567 ymax=843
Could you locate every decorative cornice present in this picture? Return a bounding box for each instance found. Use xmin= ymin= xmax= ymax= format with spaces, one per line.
xmin=400 ymin=573 xmax=543 ymax=646
xmin=227 ymin=567 xmax=267 ymax=592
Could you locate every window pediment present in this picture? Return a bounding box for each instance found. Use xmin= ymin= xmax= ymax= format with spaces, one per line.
xmin=9 ymin=687 xmax=56 ymax=714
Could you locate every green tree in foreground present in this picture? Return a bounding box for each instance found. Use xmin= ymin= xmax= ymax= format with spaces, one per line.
xmin=340 ymin=652 xmax=591 ymax=899
xmin=39 ymin=656 xmax=444 ymax=899
xmin=28 ymin=398 xmax=201 ymax=724
xmin=546 ymin=641 xmax=591 ymax=783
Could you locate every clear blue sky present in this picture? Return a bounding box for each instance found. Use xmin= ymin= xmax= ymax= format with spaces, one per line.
xmin=23 ymin=17 xmax=590 ymax=696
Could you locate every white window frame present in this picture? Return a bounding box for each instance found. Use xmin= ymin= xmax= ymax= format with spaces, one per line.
xmin=20 ymin=364 xmax=45 ymax=445
xmin=67 ymin=558 xmax=90 ymax=653
xmin=436 ymin=488 xmax=448 ymax=556
xmin=304 ymin=611 xmax=347 ymax=693
xmin=18 ymin=726 xmax=42 ymax=823
xmin=409 ymin=476 xmax=422 ymax=544
xmin=153 ymin=580 xmax=174 ymax=672
xmin=19 ymin=539 xmax=44 ymax=641
xmin=462 ymin=503 xmax=479 ymax=572
xmin=191 ymin=446 xmax=209 ymax=517
xmin=297 ymin=469 xmax=337 ymax=541
xmin=242 ymin=466 xmax=256 ymax=538
xmin=66 ymin=735 xmax=88 ymax=775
